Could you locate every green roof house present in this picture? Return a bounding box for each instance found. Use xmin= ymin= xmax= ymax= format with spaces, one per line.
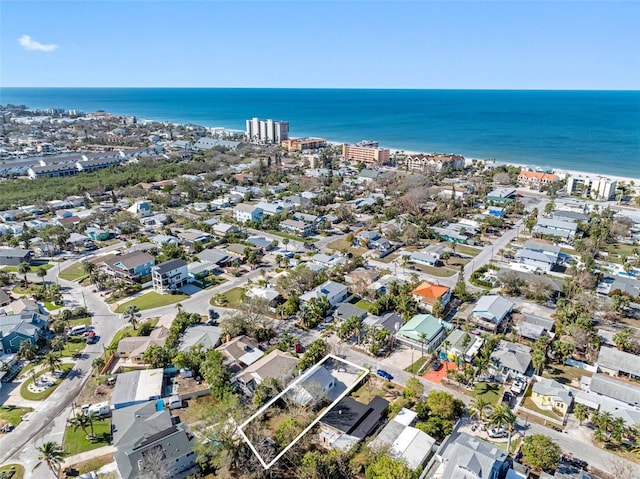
xmin=396 ymin=314 xmax=446 ymax=353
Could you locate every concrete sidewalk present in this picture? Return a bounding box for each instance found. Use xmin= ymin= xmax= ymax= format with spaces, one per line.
xmin=62 ymin=445 xmax=116 ymax=467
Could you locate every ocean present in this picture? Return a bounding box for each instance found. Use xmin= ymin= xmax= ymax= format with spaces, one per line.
xmin=1 ymin=88 xmax=638 ymax=177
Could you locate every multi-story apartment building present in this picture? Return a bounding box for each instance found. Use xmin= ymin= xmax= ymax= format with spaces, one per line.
xmin=342 ymin=140 xmax=390 ymax=166
xmin=281 ymin=137 xmax=327 ymax=152
xmin=245 ymin=117 xmax=289 ymax=143
xmin=566 ymin=174 xmax=617 ymax=201
xmin=405 ymin=153 xmax=465 ymax=171
xmin=517 ymin=170 xmax=559 ymax=188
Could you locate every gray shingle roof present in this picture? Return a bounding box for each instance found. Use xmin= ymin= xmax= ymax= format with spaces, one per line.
xmin=589 ymin=373 xmax=640 ymax=407
xmin=597 ymin=346 xmax=640 ymax=378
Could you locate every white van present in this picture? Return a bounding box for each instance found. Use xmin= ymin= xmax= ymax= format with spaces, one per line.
xmin=87 ymin=401 xmax=111 ymax=418
xmin=69 ymin=325 xmax=87 ymax=336
xmin=167 ymin=395 xmax=182 ymax=410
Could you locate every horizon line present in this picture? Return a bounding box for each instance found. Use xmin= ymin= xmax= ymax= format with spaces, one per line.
xmin=1 ymin=86 xmax=639 ymax=92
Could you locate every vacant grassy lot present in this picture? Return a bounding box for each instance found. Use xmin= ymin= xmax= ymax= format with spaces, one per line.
xmin=0 ymin=405 xmax=33 ymax=427
xmin=0 ymin=464 xmax=24 ymax=479
xmin=448 ymin=243 xmax=482 ymax=257
xmin=20 ymin=363 xmax=74 ymax=401
xmin=411 ymin=264 xmax=456 ymax=277
xmin=59 ymin=263 xmax=87 ymax=282
xmin=179 ymin=395 xmax=218 ymax=424
xmin=210 ymin=287 xmax=245 ymax=307
xmin=3 ymin=262 xmax=54 ymax=273
xmin=471 ymin=382 xmax=502 ymax=405
xmin=44 ymin=301 xmax=63 ymax=311
xmin=266 ymin=230 xmax=315 ymax=243
xmin=69 ymin=454 xmax=114 ymax=475
xmin=326 ymin=237 xmax=368 ymax=255
xmin=63 ymin=418 xmax=112 ymax=455
xmin=354 ymin=299 xmax=374 ymax=312
xmin=60 ymin=336 xmax=87 ymax=358
xmin=543 ymin=363 xmax=591 ymax=386
xmin=115 ymin=291 xmax=189 ymax=313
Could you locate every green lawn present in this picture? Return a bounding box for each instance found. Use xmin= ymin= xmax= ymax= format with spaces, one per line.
xmin=63 ymin=418 xmax=112 ymax=455
xmin=71 ymin=454 xmax=114 ymax=475
xmin=60 ymin=337 xmax=87 ymax=358
xmin=59 ymin=263 xmax=88 ymax=282
xmin=44 ymin=301 xmax=63 ymax=311
xmin=449 ymin=243 xmax=482 ymax=257
xmin=210 ymin=287 xmax=246 ymax=307
xmin=266 ymin=230 xmax=316 ymax=243
xmin=68 ymin=317 xmax=92 ymax=327
xmin=405 ymin=356 xmax=429 ymax=375
xmin=543 ymin=363 xmax=591 ymax=386
xmin=115 ymin=291 xmax=190 ymax=313
xmin=354 ymin=299 xmax=374 ymax=312
xmin=0 ymin=464 xmax=24 ymax=479
xmin=410 ymin=264 xmax=456 ymax=277
xmin=471 ymin=382 xmax=502 ymax=405
xmin=2 ymin=262 xmax=54 ymax=272
xmin=20 ymin=363 xmax=74 ymax=401
xmin=522 ymin=396 xmax=562 ymax=420
xmin=104 ymin=318 xmax=159 ymax=359
xmin=0 ymin=405 xmax=34 ymax=427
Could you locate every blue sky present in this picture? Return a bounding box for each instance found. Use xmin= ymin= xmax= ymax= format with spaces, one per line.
xmin=1 ymin=1 xmax=639 ymax=89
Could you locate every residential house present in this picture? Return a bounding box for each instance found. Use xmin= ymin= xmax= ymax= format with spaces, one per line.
xmin=216 ymin=335 xmax=264 ymax=369
xmin=597 ymin=346 xmax=640 ymax=380
xmin=486 ymin=188 xmax=517 ymax=203
xmin=408 ymin=250 xmax=447 ymax=267
xmin=151 ymin=234 xmax=179 ymax=246
xmin=126 ymin=200 xmax=152 ymax=217
xmin=300 ymin=280 xmax=349 ymax=307
xmin=364 ymin=312 xmax=403 ymax=336
xmin=432 ymin=226 xmax=468 ymax=244
xmin=531 ymin=378 xmax=573 ymax=416
xmin=245 ymin=286 xmax=283 ymax=309
xmin=102 ymin=251 xmax=155 ymax=283
xmin=177 ymin=229 xmax=212 ymax=249
xmin=116 ymin=328 xmax=169 ymax=363
xmin=0 ymin=310 xmax=48 ymax=354
xmin=290 ymin=365 xmax=342 ymax=406
xmin=255 ymin=200 xmax=292 ymax=216
xmin=470 ymin=295 xmax=514 ymax=332
xmin=490 ymin=340 xmax=532 ymax=378
xmin=333 ymin=302 xmax=368 ymax=322
xmin=533 ymin=218 xmax=578 ymax=240
xmin=0 ymin=248 xmax=31 ymax=266
xmin=234 ymin=204 xmax=263 ymax=223
xmin=434 ymin=432 xmax=510 ymax=479
xmin=319 ymin=396 xmax=389 ymax=450
xmin=0 ymin=289 xmax=11 ymax=307
xmin=280 ymin=219 xmax=315 ymax=237
xmin=110 ymin=368 xmax=165 ymax=409
xmin=196 ymin=248 xmax=233 ymax=268
xmin=516 ymin=241 xmax=560 ymax=272
xmin=411 ymin=281 xmax=451 ymax=313
xmin=444 ymin=329 xmax=484 ymax=363
xmin=370 ymin=408 xmax=436 ymax=471
xmin=234 ymin=349 xmax=299 ymax=396
xmin=517 ymin=170 xmax=559 ymax=188
xmin=550 ymin=210 xmax=590 ymax=224
xmin=405 ymin=153 xmax=464 ymax=171
xmin=583 ymin=373 xmax=640 ymax=410
xmin=211 ymin=222 xmax=239 ymax=238
xmin=596 ymin=275 xmax=640 ymax=299
xmin=112 ymin=401 xmax=198 ymax=479
xmin=151 ymin=259 xmax=189 ymax=294
xmin=516 ymin=314 xmax=555 ymax=341
xmin=179 ymin=325 xmax=222 ymax=352
xmin=396 ymin=314 xmax=446 ymax=353
xmin=309 ymin=253 xmax=347 ymax=270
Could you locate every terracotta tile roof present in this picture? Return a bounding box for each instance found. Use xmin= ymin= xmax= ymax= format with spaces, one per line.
xmin=411 ymin=281 xmax=449 ymax=304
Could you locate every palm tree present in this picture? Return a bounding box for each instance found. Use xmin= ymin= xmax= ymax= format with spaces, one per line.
xmin=612 ymin=329 xmax=632 ymax=351
xmin=50 ymin=336 xmax=67 ymax=352
xmin=418 ymin=332 xmax=429 ymax=359
xmin=37 ymin=267 xmax=47 ymax=284
xmin=531 ymin=349 xmax=546 ymax=375
xmin=489 ymin=404 xmax=517 ymax=453
xmin=18 ymin=340 xmax=38 ymax=360
xmin=34 ymin=441 xmax=66 ymax=478
xmin=70 ymin=412 xmax=90 ymax=435
xmin=18 ymin=261 xmax=31 ymax=285
xmin=469 ymin=397 xmax=491 ymax=424
xmin=123 ymin=305 xmax=141 ymax=330
xmin=573 ymin=403 xmax=589 ymax=426
xmin=441 ymin=339 xmax=451 ymax=369
xmin=81 ymin=261 xmax=97 ymax=276
xmin=43 ymin=351 xmax=62 ymax=373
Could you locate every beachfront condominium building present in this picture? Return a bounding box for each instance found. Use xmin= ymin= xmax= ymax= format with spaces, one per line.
xmin=281 ymin=137 xmax=327 ymax=152
xmin=405 ymin=153 xmax=465 ymax=172
xmin=343 ymin=140 xmax=390 ymax=166
xmin=566 ymin=174 xmax=617 ymax=201
xmin=517 ymin=170 xmax=559 ymax=188
xmin=245 ymin=117 xmax=289 ymax=144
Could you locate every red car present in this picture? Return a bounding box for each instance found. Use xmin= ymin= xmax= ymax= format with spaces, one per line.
xmin=295 ymin=343 xmax=303 ymax=353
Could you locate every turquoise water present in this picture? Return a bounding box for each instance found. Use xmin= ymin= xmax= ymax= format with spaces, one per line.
xmin=1 ymin=88 xmax=638 ymax=177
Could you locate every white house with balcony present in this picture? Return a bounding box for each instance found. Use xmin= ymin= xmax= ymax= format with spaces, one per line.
xmin=151 ymin=259 xmax=189 ymax=294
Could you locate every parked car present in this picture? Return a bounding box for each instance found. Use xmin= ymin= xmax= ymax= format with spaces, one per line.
xmin=376 ymin=369 xmax=393 ymax=380
xmin=488 ymin=427 xmax=508 ymax=438
xmin=295 ymin=343 xmax=304 ymax=354
xmin=430 ymin=360 xmax=443 ymax=371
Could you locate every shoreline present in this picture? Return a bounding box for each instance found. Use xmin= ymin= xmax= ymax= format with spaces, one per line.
xmin=327 ymin=141 xmax=640 ymax=186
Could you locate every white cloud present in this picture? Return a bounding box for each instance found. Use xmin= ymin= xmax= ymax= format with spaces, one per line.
xmin=18 ymin=35 xmax=58 ymax=52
